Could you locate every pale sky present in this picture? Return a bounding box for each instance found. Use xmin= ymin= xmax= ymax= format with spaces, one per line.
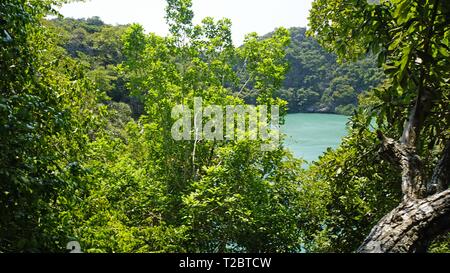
xmin=58 ymin=0 xmax=314 ymax=45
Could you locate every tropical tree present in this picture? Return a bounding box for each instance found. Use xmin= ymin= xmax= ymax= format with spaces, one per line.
xmin=309 ymin=0 xmax=450 ymax=252
xmin=0 ymin=0 xmax=104 ymax=252
xmin=67 ymin=0 xmax=304 ymax=252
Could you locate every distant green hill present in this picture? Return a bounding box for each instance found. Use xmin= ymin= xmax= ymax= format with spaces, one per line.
xmin=47 ymin=18 xmax=383 ymax=115
xmin=271 ymin=27 xmax=384 ymax=114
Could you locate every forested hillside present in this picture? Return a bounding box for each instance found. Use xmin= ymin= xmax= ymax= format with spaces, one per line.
xmin=275 ymin=27 xmax=384 ymax=114
xmin=46 ymin=17 xmax=144 ymax=117
xmin=47 ymin=18 xmax=384 ymax=116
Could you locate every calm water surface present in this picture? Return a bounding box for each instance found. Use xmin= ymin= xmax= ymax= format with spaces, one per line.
xmin=282 ymin=113 xmax=349 ymax=162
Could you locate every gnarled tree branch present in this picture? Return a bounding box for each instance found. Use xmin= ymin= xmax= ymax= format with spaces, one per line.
xmin=377 ymin=131 xmax=427 ymax=200
xmin=358 ymin=189 xmax=450 ymax=253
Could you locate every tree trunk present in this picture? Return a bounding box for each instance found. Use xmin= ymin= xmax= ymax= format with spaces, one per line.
xmin=356 ymin=0 xmax=450 ymax=249
xmin=356 ymin=101 xmax=450 ymax=253
xmin=358 ymin=189 xmax=450 ymax=253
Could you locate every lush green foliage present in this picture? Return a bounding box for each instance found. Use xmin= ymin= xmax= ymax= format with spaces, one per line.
xmin=1 ymin=0 xmax=448 ymax=253
xmin=46 ymin=17 xmax=143 ymax=116
xmin=75 ymin=0 xmax=304 ymax=251
xmin=1 ymin=0 xmax=306 ymax=253
xmin=0 ymin=0 xmax=105 ymax=252
xmin=297 ymin=111 xmax=403 ymax=252
xmin=47 ymin=18 xmax=384 ymax=116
